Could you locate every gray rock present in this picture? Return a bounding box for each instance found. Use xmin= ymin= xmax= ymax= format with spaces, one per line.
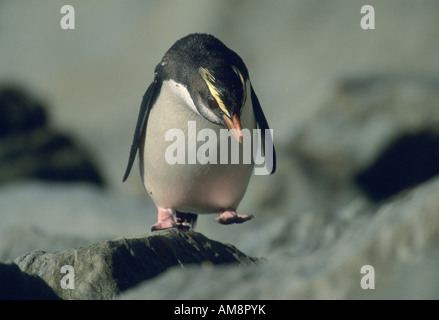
xmin=288 ymin=75 xmax=439 ymax=204
xmin=121 ymin=176 xmax=439 ymax=300
xmin=13 ymin=229 xmax=260 ymax=300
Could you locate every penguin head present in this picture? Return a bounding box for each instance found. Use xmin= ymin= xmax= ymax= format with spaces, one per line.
xmin=196 ymin=64 xmax=247 ymax=142
xmin=159 ymin=34 xmax=250 ymax=142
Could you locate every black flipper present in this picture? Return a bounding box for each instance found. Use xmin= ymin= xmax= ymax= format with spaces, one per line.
xmin=251 ymin=84 xmax=276 ymax=174
xmin=122 ymin=79 xmax=160 ymax=182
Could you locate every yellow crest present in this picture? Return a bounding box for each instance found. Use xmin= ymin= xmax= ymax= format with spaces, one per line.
xmin=199 ymin=66 xmax=247 ymax=116
xmin=232 ymin=65 xmax=247 ymax=113
xmin=199 ymin=67 xmax=230 ymax=117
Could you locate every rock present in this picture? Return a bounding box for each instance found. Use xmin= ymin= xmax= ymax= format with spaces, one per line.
xmin=121 ymin=175 xmax=439 ymax=299
xmin=355 ymin=131 xmax=439 ymax=201
xmin=288 ymin=75 xmax=439 ymax=204
xmin=13 ymin=229 xmax=260 ymax=300
xmin=0 ymin=86 xmax=105 ymax=187
xmin=0 ymin=262 xmax=60 ymax=300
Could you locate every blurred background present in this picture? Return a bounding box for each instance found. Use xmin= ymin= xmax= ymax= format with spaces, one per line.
xmin=1 ymin=0 xmax=439 ymax=299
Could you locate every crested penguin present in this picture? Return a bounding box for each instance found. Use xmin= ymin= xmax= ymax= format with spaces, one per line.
xmin=123 ymin=33 xmax=276 ymax=231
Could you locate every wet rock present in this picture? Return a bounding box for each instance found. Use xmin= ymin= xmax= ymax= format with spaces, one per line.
xmin=14 ymin=229 xmax=260 ymax=300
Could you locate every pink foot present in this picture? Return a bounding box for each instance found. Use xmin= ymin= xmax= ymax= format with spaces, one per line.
xmin=151 ymin=208 xmax=177 ymax=231
xmin=151 ymin=208 xmax=193 ymax=231
xmin=214 ymin=209 xmax=254 ymax=225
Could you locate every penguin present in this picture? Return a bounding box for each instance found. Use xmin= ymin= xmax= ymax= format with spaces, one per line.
xmin=123 ymin=33 xmax=276 ymax=231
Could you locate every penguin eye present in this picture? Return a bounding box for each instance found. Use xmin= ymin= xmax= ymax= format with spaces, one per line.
xmin=208 ymin=96 xmax=218 ymax=109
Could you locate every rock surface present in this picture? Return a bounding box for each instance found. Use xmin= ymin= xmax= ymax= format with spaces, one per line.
xmin=121 ymin=176 xmax=439 ymax=299
xmin=8 ymin=229 xmax=259 ymax=300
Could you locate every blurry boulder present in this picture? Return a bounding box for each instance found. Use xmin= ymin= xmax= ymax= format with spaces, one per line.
xmin=356 ymin=131 xmax=439 ymax=201
xmin=0 ymin=86 xmax=47 ymax=136
xmin=121 ymin=175 xmax=439 ymax=300
xmin=288 ymin=75 xmax=439 ymax=203
xmin=0 ymin=86 xmax=105 ymax=186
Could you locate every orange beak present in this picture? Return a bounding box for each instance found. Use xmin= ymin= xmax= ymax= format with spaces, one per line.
xmin=223 ymin=114 xmax=243 ymax=143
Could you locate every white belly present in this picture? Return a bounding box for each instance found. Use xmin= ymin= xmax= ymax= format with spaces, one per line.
xmin=139 ymin=80 xmax=256 ymax=214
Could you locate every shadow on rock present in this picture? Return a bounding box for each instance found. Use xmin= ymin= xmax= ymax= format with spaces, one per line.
xmin=0 ymin=262 xmax=60 ymax=300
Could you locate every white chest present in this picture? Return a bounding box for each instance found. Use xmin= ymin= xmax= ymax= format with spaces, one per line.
xmin=139 ymin=80 xmax=256 ymax=214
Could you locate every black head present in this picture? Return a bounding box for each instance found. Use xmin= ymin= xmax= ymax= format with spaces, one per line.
xmin=157 ymin=33 xmax=250 ymax=141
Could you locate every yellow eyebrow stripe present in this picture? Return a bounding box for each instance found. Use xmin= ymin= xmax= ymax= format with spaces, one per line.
xmin=199 ymin=67 xmax=230 ymax=117
xmin=232 ymin=65 xmax=247 ymax=113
